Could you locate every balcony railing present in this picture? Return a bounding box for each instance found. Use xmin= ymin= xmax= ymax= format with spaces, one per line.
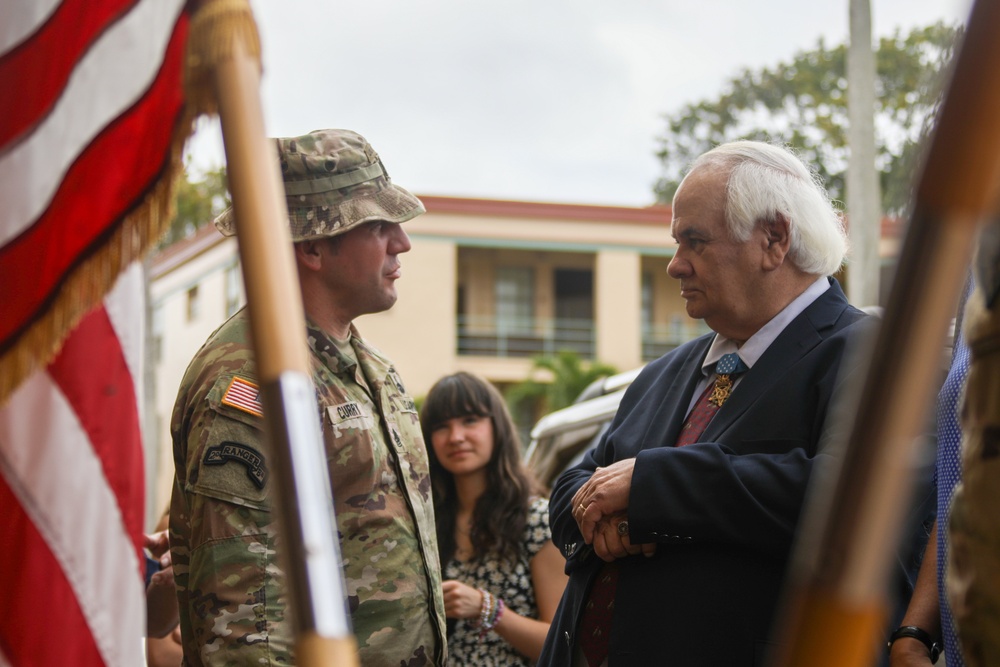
xmin=458 ymin=315 xmax=595 ymax=358
xmin=640 ymin=321 xmax=713 ymax=361
xmin=458 ymin=316 xmax=712 ymax=360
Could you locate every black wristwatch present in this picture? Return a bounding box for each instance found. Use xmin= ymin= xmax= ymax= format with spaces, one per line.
xmin=887 ymin=626 xmax=942 ymax=664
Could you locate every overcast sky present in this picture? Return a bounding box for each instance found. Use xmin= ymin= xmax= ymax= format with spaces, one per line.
xmin=185 ymin=0 xmax=972 ymax=208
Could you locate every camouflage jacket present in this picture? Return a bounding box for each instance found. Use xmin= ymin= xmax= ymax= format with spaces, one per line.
xmin=169 ymin=308 xmax=447 ymax=666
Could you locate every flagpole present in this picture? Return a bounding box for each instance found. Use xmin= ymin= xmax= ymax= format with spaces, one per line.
xmin=187 ymin=1 xmax=358 ymax=664
xmin=769 ymin=0 xmax=1000 ymax=665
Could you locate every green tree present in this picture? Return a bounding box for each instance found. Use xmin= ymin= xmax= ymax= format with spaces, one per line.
xmin=653 ymin=22 xmax=961 ymax=215
xmin=505 ymin=350 xmax=618 ymax=416
xmin=159 ymin=163 xmax=229 ymax=248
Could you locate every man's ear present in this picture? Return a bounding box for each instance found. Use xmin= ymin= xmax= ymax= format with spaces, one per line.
xmin=293 ymin=239 xmax=324 ymax=271
xmin=761 ymin=214 xmax=791 ymax=270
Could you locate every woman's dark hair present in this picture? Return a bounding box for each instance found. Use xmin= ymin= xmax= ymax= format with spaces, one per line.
xmin=420 ymin=372 xmax=542 ymax=566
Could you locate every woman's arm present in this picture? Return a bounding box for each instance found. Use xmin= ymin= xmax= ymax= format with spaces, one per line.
xmin=440 ymin=540 xmax=569 ymax=662
xmin=492 ymin=540 xmax=569 ymax=662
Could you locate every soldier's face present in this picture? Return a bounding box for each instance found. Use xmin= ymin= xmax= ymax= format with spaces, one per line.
xmin=323 ymin=220 xmax=412 ymax=317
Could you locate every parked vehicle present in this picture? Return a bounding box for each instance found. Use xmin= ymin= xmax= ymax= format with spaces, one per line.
xmin=523 ymin=367 xmax=641 ymax=489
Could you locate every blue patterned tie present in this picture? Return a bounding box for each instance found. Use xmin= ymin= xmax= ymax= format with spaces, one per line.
xmin=675 ymin=352 xmax=748 ymax=447
xmin=708 ymin=353 xmax=748 ymax=406
xmin=715 ymin=352 xmax=746 ymax=374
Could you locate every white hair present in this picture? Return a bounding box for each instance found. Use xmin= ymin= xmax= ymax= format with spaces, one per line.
xmin=682 ymin=141 xmax=848 ymax=276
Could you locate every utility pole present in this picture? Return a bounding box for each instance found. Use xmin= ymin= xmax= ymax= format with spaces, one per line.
xmin=847 ymin=0 xmax=883 ymax=307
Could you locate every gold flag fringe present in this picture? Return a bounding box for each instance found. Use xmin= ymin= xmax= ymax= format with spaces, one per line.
xmin=184 ymin=0 xmax=261 ymax=117
xmin=0 ymin=0 xmax=261 ymax=406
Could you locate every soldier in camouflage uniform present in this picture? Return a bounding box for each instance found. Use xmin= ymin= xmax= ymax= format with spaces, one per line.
xmin=169 ymin=129 xmax=447 ymax=666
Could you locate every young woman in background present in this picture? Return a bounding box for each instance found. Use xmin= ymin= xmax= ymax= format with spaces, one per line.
xmin=421 ymin=372 xmax=568 ymax=666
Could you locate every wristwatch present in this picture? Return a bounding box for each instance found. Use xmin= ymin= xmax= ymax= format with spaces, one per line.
xmin=887 ymin=626 xmax=942 ymax=664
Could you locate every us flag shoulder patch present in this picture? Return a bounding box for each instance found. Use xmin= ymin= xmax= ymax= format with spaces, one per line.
xmin=222 ymin=376 xmax=263 ymax=418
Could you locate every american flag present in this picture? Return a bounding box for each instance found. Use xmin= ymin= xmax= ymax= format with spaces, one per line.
xmin=0 ymin=1 xmax=193 ymax=665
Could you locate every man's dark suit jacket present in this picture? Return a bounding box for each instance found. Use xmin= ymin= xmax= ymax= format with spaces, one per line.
xmin=539 ymin=278 xmax=872 ymax=666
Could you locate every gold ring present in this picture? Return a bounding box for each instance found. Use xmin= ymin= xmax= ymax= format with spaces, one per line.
xmin=578 ymin=503 xmax=587 ymax=514
xmin=617 ymin=520 xmax=629 ymax=536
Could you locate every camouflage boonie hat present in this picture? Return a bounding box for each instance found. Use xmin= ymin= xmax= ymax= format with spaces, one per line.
xmin=214 ymin=129 xmax=424 ymax=241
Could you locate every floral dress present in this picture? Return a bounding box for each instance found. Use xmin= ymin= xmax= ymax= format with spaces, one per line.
xmin=444 ymin=497 xmax=551 ymax=666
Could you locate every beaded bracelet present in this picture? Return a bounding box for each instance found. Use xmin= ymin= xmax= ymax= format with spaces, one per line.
xmin=476 ymin=588 xmax=505 ymax=639
xmin=477 ymin=589 xmax=493 ymax=629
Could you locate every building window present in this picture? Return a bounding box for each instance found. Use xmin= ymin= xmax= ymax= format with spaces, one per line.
xmin=669 ymin=314 xmax=685 ymax=342
xmin=186 ymin=285 xmax=200 ymax=322
xmin=641 ymin=271 xmax=654 ymax=332
xmin=225 ymin=264 xmax=243 ymax=317
xmin=641 ymin=271 xmax=674 ymax=360
xmin=553 ymin=268 xmax=594 ymax=356
xmin=496 ymin=267 xmax=534 ymax=336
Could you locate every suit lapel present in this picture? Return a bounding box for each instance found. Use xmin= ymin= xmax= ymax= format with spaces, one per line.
xmin=641 ymin=336 xmax=711 ymax=449
xmin=700 ymin=279 xmax=850 ymax=442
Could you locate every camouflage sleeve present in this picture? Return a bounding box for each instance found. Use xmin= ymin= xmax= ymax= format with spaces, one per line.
xmin=171 ymin=372 xmax=292 ymax=666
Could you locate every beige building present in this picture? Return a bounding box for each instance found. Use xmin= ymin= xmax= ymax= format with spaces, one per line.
xmin=146 ymin=194 xmax=899 ymax=515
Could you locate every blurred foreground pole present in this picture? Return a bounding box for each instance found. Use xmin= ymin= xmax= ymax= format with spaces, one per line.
xmin=769 ymin=0 xmax=1000 ymax=665
xmin=186 ymin=1 xmax=358 ymax=665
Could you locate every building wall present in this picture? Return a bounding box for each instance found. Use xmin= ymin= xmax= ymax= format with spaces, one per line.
xmin=149 ymin=233 xmax=242 ymax=517
xmin=595 ymin=249 xmax=641 ymax=369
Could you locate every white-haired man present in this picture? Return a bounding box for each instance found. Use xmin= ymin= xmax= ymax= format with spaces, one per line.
xmin=539 ymin=141 xmax=872 ymax=666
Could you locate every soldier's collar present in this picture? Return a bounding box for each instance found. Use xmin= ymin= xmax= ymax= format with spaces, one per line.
xmin=305 ymin=318 xmax=359 ymax=374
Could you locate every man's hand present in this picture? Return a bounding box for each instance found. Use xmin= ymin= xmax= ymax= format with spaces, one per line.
xmin=590 ymin=512 xmax=656 ymax=562
xmin=143 ymin=530 xmax=179 ymax=638
xmin=144 ymin=530 xmax=174 ymax=595
xmin=144 ymin=530 xmax=170 ymax=562
xmin=572 ymin=458 xmax=636 ymax=543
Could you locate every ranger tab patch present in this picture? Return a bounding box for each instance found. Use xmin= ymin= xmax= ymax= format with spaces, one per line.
xmin=203 ymin=442 xmax=268 ymax=488
xmin=222 ymin=376 xmax=263 ymax=417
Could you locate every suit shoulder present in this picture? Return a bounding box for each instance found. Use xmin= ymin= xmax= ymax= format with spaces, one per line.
xmin=802 ymin=280 xmax=872 ymax=336
xmin=841 ymin=303 xmax=871 ymax=324
xmin=833 ymin=304 xmax=875 ymax=338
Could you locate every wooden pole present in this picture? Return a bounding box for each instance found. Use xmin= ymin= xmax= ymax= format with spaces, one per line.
xmin=190 ymin=1 xmax=359 ymax=664
xmin=770 ymin=1 xmax=1000 ymax=665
